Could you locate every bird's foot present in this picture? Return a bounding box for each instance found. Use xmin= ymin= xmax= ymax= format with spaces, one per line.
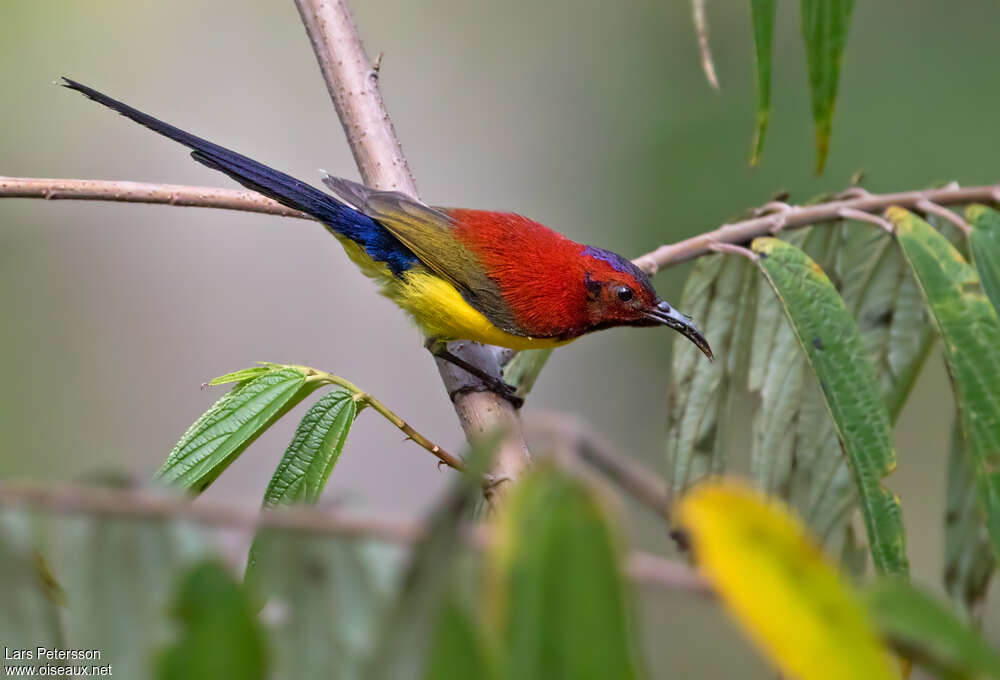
xmin=425 ymin=338 xmax=525 ymax=408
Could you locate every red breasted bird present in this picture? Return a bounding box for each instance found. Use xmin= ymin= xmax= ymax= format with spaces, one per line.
xmin=61 ymin=79 xmax=712 ymax=393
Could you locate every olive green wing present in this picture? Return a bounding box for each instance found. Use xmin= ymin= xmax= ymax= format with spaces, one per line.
xmin=321 ymin=175 xmax=520 ymax=334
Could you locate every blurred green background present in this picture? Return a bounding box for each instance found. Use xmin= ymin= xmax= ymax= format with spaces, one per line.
xmin=2 ymin=0 xmax=998 ymax=676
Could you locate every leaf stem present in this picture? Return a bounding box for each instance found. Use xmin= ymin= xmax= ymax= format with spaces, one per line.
xmin=292 ymin=365 xmax=465 ymax=471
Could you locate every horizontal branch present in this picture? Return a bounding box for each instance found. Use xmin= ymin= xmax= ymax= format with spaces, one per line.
xmin=7 ymin=176 xmax=997 ymax=277
xmin=632 ymin=182 xmax=1000 ymax=274
xmin=0 ymin=480 xmax=705 ymax=592
xmin=0 ymin=176 xmax=309 ymax=219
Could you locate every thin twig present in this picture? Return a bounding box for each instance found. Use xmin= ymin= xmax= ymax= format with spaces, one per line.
xmin=0 ymin=480 xmax=705 ymax=592
xmin=293 ymin=0 xmax=532 ymax=502
xmin=631 ymin=182 xmax=1000 ymax=274
xmin=916 ymin=199 xmax=972 ymax=235
xmin=0 ymin=176 xmax=308 ymax=219
xmin=691 ymin=0 xmax=720 ymax=91
xmin=837 ymin=207 xmax=894 ymax=233
xmin=292 ymin=365 xmax=465 ymax=471
xmin=524 ymin=412 xmax=671 ymax=519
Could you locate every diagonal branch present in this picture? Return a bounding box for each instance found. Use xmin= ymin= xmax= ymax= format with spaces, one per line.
xmin=293 ymin=0 xmax=531 ymax=501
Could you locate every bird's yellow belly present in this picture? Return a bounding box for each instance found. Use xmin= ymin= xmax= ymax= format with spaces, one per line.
xmin=335 ymin=236 xmax=570 ymax=350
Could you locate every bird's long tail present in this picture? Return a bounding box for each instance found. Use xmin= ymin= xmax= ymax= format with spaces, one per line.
xmin=61 ymin=78 xmax=417 ymax=273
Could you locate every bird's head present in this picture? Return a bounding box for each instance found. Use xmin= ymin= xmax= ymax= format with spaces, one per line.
xmin=580 ymin=246 xmax=713 ymax=360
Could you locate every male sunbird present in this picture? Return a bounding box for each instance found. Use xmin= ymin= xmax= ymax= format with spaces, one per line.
xmin=62 ymin=79 xmax=712 ymax=397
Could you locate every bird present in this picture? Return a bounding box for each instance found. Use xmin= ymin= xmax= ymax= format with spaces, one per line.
xmin=60 ymin=78 xmax=712 ymax=401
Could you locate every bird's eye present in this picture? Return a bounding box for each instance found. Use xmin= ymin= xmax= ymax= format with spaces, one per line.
xmin=616 ymin=286 xmax=634 ymax=302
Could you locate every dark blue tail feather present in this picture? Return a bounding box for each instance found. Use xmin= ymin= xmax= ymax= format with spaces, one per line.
xmin=61 ymin=78 xmax=418 ymax=274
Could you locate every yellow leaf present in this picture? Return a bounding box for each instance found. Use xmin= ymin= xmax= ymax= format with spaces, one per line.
xmin=676 ymin=481 xmax=897 ymax=680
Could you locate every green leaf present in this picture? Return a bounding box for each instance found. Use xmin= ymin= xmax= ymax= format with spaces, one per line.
xmin=749 ymin=0 xmax=776 ymax=165
xmin=0 ymin=512 xmax=65 ymax=672
xmin=248 ymin=532 xmax=402 ymax=680
xmin=426 ymin=599 xmax=499 ymax=680
xmin=502 ymin=348 xmax=553 ymax=401
xmin=967 ymin=204 xmax=1000 ymax=315
xmin=865 ymin=580 xmax=1000 ymax=679
xmin=486 ymin=467 xmax=640 ymax=680
xmin=262 ymin=388 xmax=358 ymax=507
xmin=208 ymin=364 xmax=280 ymax=386
xmin=800 ymin=0 xmax=855 ymax=173
xmin=49 ymin=514 xmax=211 ymax=680
xmin=667 ymin=255 xmax=756 ymax=493
xmin=365 ymin=436 xmax=498 ymax=680
xmin=752 ymin=237 xmax=908 ymax=577
xmin=157 ymin=561 xmax=267 ymax=680
xmin=944 ymin=410 xmax=995 ymax=618
xmin=157 ymin=367 xmax=320 ymax=492
xmin=888 ymin=207 xmax=1000 ymax=559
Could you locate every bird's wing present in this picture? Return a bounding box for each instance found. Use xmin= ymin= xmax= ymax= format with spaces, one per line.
xmin=322 ymin=175 xmax=521 ymax=334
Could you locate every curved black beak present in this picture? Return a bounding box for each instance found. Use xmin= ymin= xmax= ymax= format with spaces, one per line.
xmin=645 ymin=300 xmax=714 ymax=360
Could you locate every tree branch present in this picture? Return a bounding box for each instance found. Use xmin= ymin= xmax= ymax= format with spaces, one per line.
xmin=293 ymin=0 xmax=531 ymax=500
xmin=631 ymin=182 xmax=1000 ymax=274
xmin=524 ymin=412 xmax=671 ymax=519
xmin=0 ymin=480 xmax=706 ymax=592
xmin=0 ymin=176 xmax=308 ymax=219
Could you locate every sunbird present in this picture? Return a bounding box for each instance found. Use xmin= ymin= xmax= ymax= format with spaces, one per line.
xmin=62 ymin=79 xmax=712 ymax=398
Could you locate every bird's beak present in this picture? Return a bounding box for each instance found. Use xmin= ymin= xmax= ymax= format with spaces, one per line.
xmin=645 ymin=300 xmax=714 ymax=360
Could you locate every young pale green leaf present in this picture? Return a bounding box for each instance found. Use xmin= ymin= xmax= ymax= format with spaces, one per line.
xmin=749 ymin=0 xmax=776 ymax=165
xmin=366 ymin=436 xmax=497 ymax=680
xmin=0 ymin=512 xmax=65 ymax=671
xmin=667 ymin=255 xmax=756 ymax=494
xmin=967 ymin=204 xmax=1000 ymax=315
xmin=800 ymin=0 xmax=855 ymax=173
xmin=502 ymin=348 xmax=553 ymax=401
xmin=262 ymin=388 xmax=358 ymax=507
xmin=208 ymin=364 xmax=279 ymax=387
xmin=888 ymin=207 xmax=1000 ymax=559
xmin=157 ymin=367 xmax=320 ymax=493
xmin=486 ymin=467 xmax=640 ymax=680
xmin=944 ymin=412 xmax=995 ymax=618
xmin=865 ymin=580 xmax=1000 ymax=679
xmin=677 ymin=482 xmax=896 ymax=680
xmin=426 ymin=599 xmax=499 ymax=680
xmin=752 ymin=237 xmax=908 ymax=577
xmin=157 ymin=561 xmax=267 ymax=680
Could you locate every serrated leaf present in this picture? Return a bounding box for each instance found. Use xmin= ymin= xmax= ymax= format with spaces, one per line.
xmin=801 ymin=0 xmax=855 ymax=173
xmin=888 ymin=207 xmax=1000 ymax=559
xmin=157 ymin=367 xmax=319 ymax=492
xmin=943 ymin=411 xmax=995 ymax=619
xmin=667 ymin=255 xmax=756 ymax=493
xmin=749 ymin=0 xmax=776 ymax=165
xmin=263 ymin=389 xmax=358 ymax=507
xmin=752 ymin=237 xmax=908 ymax=577
xmin=486 ymin=467 xmax=640 ymax=680
xmin=967 ymin=204 xmax=1000 ymax=315
xmin=865 ymin=580 xmax=1000 ymax=679
xmin=157 ymin=561 xmax=267 ymax=680
xmin=677 ymin=482 xmax=896 ymax=680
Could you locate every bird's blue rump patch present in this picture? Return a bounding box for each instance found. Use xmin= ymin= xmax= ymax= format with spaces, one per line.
xmin=312 ymin=201 xmax=419 ymax=275
xmin=582 ymin=245 xmax=649 ymax=281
